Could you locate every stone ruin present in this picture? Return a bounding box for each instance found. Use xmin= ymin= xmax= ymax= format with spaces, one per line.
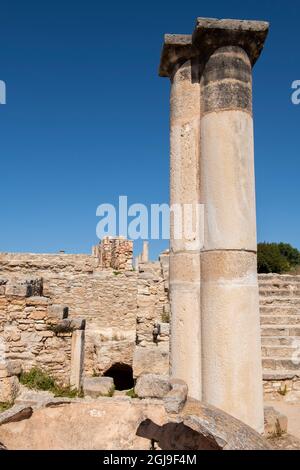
xmin=0 ymin=17 xmax=299 ymax=450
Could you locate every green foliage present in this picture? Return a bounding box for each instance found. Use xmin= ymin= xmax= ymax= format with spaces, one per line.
xmin=20 ymin=367 xmax=81 ymax=398
xmin=126 ymin=388 xmax=138 ymax=398
xmin=257 ymin=242 xmax=300 ymax=274
xmin=99 ymin=386 xmax=115 ymax=397
xmin=0 ymin=402 xmax=12 ymax=413
xmin=113 ymin=271 xmax=122 ymax=276
xmin=161 ymin=311 xmax=170 ymax=324
xmin=20 ymin=367 xmax=56 ymax=391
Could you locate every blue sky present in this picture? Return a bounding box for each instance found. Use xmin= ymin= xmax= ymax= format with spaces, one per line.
xmin=0 ymin=0 xmax=299 ymax=259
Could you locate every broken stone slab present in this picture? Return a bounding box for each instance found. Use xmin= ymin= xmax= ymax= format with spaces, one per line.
xmin=264 ymin=406 xmax=288 ymax=437
xmin=0 ymin=376 xmax=19 ymax=403
xmin=137 ymin=398 xmax=272 ymax=450
xmin=0 ymin=404 xmax=33 ymax=426
xmin=5 ymin=278 xmax=43 ymax=297
xmin=14 ymin=389 xmax=55 ymax=408
xmin=163 ymin=379 xmax=188 ymax=414
xmin=135 ymin=374 xmax=171 ymax=399
xmin=83 ymin=377 xmax=114 ymax=398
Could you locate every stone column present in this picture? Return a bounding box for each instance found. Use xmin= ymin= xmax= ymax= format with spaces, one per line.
xmin=141 ymin=241 xmax=149 ymax=263
xmin=159 ymin=35 xmax=202 ymax=400
xmin=194 ymin=18 xmax=269 ymax=432
xmin=70 ymin=329 xmax=85 ymax=391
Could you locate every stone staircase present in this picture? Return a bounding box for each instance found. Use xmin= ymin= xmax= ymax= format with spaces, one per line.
xmin=259 ymin=274 xmax=300 ymax=397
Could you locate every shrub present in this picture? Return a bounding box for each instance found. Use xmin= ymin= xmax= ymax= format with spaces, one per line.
xmin=0 ymin=402 xmax=12 ymax=413
xmin=20 ymin=367 xmax=81 ymax=398
xmin=126 ymin=388 xmax=138 ymax=398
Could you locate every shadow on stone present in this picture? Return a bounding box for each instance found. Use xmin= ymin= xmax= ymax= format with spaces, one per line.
xmin=136 ymin=419 xmax=222 ymax=450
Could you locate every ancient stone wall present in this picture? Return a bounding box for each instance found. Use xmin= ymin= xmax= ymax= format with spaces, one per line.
xmin=0 ymin=277 xmax=84 ymax=398
xmin=133 ymin=256 xmax=170 ymax=379
xmin=0 ymin=252 xmax=137 ymax=377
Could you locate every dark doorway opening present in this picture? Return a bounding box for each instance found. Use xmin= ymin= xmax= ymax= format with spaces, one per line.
xmin=104 ymin=363 xmax=134 ymax=391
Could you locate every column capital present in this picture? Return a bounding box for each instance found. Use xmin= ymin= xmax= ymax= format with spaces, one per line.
xmin=159 ymin=34 xmax=195 ymax=78
xmin=159 ymin=18 xmax=269 ymax=77
xmin=192 ymin=18 xmax=269 ymax=66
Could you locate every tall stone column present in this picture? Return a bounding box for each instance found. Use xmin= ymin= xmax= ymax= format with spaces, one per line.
xmin=159 ymin=35 xmax=202 ymax=400
xmin=194 ymin=19 xmax=269 ymax=432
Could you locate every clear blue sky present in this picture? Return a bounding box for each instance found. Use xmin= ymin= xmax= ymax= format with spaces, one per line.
xmin=0 ymin=0 xmax=299 ymax=259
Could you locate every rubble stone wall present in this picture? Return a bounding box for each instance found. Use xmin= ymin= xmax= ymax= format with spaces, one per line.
xmin=0 ymin=278 xmax=77 ymax=395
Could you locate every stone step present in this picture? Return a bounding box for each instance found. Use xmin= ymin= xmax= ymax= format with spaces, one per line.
xmin=260 ymin=315 xmax=300 ymax=326
xmin=263 ymin=370 xmax=300 ymax=381
xmin=258 ymin=275 xmax=300 ymax=283
xmin=260 ymin=297 xmax=300 ymax=306
xmin=261 ymin=336 xmax=299 ymax=346
xmin=262 ymin=357 xmax=300 ymax=371
xmin=261 ymin=345 xmax=299 ymax=358
xmin=261 ymin=325 xmax=300 ymax=337
xmin=259 ymin=306 xmax=300 ymax=316
xmin=259 ymin=288 xmax=300 ymax=296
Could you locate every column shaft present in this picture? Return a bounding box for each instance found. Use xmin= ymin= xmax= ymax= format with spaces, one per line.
xmin=200 ymin=46 xmax=264 ymax=432
xmin=169 ymin=58 xmax=202 ymax=400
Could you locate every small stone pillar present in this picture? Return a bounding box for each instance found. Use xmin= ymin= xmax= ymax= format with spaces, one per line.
xmin=195 ymin=18 xmax=268 ymax=433
xmin=70 ymin=329 xmax=85 ymax=391
xmin=141 ymin=241 xmax=149 ymax=263
xmin=159 ymin=35 xmax=202 ymax=400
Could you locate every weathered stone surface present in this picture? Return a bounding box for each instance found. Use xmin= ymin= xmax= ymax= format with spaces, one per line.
xmin=15 ymin=388 xmax=55 ymax=408
xmin=83 ymin=377 xmax=114 ymax=398
xmin=163 ymin=379 xmax=188 ymax=414
xmin=0 ymin=405 xmax=33 ymax=426
xmin=192 ymin=18 xmax=269 ymax=66
xmin=5 ymin=278 xmax=43 ymax=298
xmin=0 ymin=376 xmax=19 ymax=403
xmin=0 ymin=361 xmax=21 ymax=379
xmin=137 ymin=398 xmax=271 ymax=450
xmin=264 ymin=406 xmax=288 ymax=437
xmin=135 ymin=375 xmax=171 ymax=399
xmin=133 ymin=347 xmax=169 ymax=378
xmin=0 ymin=400 xmax=167 ymax=450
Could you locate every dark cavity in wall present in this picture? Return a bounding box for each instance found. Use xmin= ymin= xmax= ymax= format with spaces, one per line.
xmin=104 ymin=363 xmax=134 ymax=391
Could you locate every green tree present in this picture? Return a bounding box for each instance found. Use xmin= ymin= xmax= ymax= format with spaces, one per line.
xmin=258 ymin=243 xmax=289 ymax=274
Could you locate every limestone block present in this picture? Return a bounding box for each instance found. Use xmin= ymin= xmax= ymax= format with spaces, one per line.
xmin=163 ymin=379 xmax=188 ymax=414
xmin=135 ymin=375 xmax=171 ymax=399
xmin=83 ymin=377 xmax=114 ymax=398
xmin=5 ymin=279 xmax=43 ymax=298
xmin=0 ymin=376 xmax=19 ymax=402
xmin=264 ymin=406 xmax=288 ymax=437
xmin=0 ymin=360 xmax=22 ymax=379
xmin=133 ymin=346 xmax=169 ymax=378
xmin=47 ymin=305 xmax=69 ymax=321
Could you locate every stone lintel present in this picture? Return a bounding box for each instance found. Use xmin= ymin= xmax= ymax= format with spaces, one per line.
xmin=159 ymin=34 xmax=194 ymax=77
xmin=192 ymin=17 xmax=269 ymax=66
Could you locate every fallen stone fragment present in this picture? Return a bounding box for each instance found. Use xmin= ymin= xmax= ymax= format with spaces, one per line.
xmin=135 ymin=374 xmax=171 ymax=399
xmin=0 ymin=405 xmax=33 ymax=426
xmin=83 ymin=377 xmax=114 ymax=398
